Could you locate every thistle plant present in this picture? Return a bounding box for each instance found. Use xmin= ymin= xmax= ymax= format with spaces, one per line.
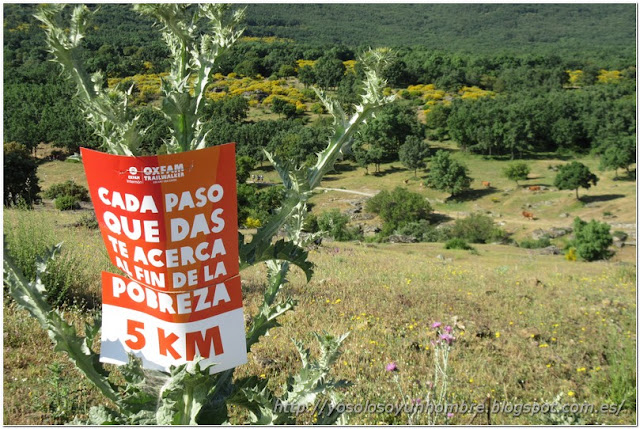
xmin=35 ymin=3 xmax=244 ymax=155
xmin=4 ymin=3 xmax=395 ymax=425
xmin=426 ymin=322 xmax=455 ymax=425
xmin=385 ymin=322 xmax=455 ymax=425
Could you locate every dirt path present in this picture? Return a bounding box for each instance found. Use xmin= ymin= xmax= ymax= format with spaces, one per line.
xmin=248 ymin=181 xmax=376 ymax=197
xmin=316 ymin=187 xmax=376 ymax=197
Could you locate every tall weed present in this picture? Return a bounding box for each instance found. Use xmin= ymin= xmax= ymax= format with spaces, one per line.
xmin=591 ymin=332 xmax=636 ymax=410
xmin=4 ymin=210 xmax=57 ymax=281
xmin=4 ymin=209 xmax=99 ymax=307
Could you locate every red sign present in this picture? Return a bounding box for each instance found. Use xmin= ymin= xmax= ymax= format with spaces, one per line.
xmin=82 ymin=144 xmax=246 ymax=372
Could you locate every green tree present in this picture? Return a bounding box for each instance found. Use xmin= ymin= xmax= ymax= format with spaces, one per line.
xmin=271 ymin=97 xmax=298 ymax=119
xmin=276 ymin=63 xmax=296 ymax=78
xmin=297 ymin=65 xmax=316 ymax=87
xmin=571 ymin=216 xmax=613 ymax=261
xmin=553 ymin=161 xmax=598 ymax=199
xmin=313 ymin=55 xmax=345 ymax=89
xmin=3 ymin=142 xmax=41 ymax=207
xmin=136 ymin=107 xmax=171 ymax=155
xmin=366 ymin=186 xmax=432 ymax=236
xmin=399 ymin=135 xmax=429 ymax=175
xmin=427 ymin=150 xmax=472 ymax=198
xmin=503 ymin=162 xmax=530 ymax=186
xmin=425 ymin=103 xmax=451 ymax=141
xmin=3 ymin=84 xmax=49 ymax=152
xmin=233 ymin=58 xmax=262 ymax=78
xmin=599 ymin=135 xmax=636 ymax=177
xmin=336 ymin=72 xmax=362 ymax=115
xmin=220 ymin=96 xmax=250 ymax=122
xmin=236 ymin=155 xmax=255 ymax=184
xmin=355 ymin=102 xmax=425 ymax=168
xmin=382 ymin=58 xmax=410 ymax=87
xmin=202 ymin=96 xmax=249 ymax=123
xmin=352 ymin=141 xmax=384 ymax=174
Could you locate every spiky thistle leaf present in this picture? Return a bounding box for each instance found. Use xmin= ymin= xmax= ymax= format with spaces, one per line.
xmin=3 ymin=243 xmax=119 ymax=404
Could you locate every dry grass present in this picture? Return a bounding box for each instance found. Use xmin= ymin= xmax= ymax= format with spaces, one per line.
xmin=37 ymin=159 xmax=89 ymax=194
xmin=237 ymin=241 xmax=636 ymax=424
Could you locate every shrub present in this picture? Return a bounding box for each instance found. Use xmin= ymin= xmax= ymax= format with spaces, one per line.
xmin=4 ymin=212 xmax=92 ymax=307
xmin=237 ymin=183 xmax=285 ymax=225
xmin=41 ymin=251 xmax=91 ymax=307
xmin=50 ymin=149 xmax=68 ymax=160
xmin=519 ymin=237 xmax=551 ymax=249
xmin=4 ymin=212 xmax=56 ymax=281
xmin=366 ymin=187 xmax=432 ymax=236
xmin=271 ymin=97 xmax=298 ymax=118
xmin=571 ymin=216 xmax=613 ymax=261
xmin=395 ymin=220 xmax=451 ymax=242
xmin=276 ymin=64 xmax=296 ymax=78
xmin=302 ymin=212 xmax=319 ymax=233
xmin=310 ymin=103 xmax=325 ymax=114
xmin=45 ymin=180 xmax=90 ymax=202
xmin=451 ymin=213 xmax=505 ymax=244
xmin=4 ymin=142 xmax=41 ymax=207
xmin=317 ymin=209 xmax=360 ymax=241
xmin=55 ymin=195 xmax=80 ymax=211
xmin=564 ymin=247 xmax=577 ymax=261
xmin=503 ymin=162 xmax=530 ymax=186
xmin=244 ymin=216 xmax=262 ymax=228
xmin=395 ymin=220 xmax=431 ymax=241
xmin=73 ymin=212 xmax=99 ymax=229
xmin=444 ymin=238 xmax=474 ymax=250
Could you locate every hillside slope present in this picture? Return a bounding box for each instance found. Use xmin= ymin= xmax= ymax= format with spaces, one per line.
xmin=244 ymin=4 xmax=636 ymax=55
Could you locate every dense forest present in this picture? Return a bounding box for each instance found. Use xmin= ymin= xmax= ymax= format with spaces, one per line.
xmin=243 ymin=4 xmax=636 ymax=59
xmin=3 ymin=4 xmax=636 ymax=175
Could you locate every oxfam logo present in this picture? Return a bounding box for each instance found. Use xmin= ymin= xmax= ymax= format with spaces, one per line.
xmin=128 ymin=167 xmax=139 ymax=175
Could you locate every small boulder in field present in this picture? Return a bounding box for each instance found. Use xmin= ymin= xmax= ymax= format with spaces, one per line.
xmin=537 ymin=245 xmax=562 ymax=255
xmin=387 ymin=234 xmax=417 ymax=244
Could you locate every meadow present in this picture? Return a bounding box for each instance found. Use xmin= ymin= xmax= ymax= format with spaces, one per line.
xmin=3 ymin=146 xmax=636 ymax=425
xmin=3 ymin=3 xmax=636 ymax=424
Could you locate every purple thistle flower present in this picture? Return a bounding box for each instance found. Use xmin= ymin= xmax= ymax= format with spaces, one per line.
xmin=439 ymin=333 xmax=455 ymax=344
xmin=386 ymin=362 xmax=398 ymax=372
xmin=444 ymin=325 xmax=453 ymax=333
xmin=431 ymin=321 xmax=442 ymax=328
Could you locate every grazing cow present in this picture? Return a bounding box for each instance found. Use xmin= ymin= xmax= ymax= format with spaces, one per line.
xmin=528 ymin=186 xmax=541 ymax=191
xmin=482 ymin=181 xmax=491 ymax=188
xmin=522 ymin=210 xmax=534 ymax=220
